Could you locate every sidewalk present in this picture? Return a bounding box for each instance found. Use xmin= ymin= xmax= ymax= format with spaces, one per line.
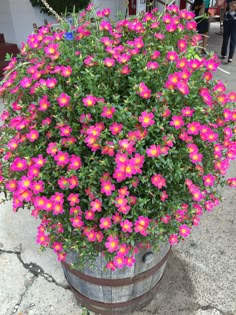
xmin=0 ymin=22 xmax=235 ymax=315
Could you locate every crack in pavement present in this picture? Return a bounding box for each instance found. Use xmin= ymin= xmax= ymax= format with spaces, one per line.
xmin=1 ymin=247 xmax=70 ymax=314
xmin=199 ymin=305 xmax=235 ymax=315
xmin=0 ymin=248 xmax=70 ymax=290
xmin=10 ymin=275 xmax=36 ymax=315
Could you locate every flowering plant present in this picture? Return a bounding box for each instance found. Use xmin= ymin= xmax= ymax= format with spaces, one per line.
xmin=0 ymin=3 xmax=235 ymax=271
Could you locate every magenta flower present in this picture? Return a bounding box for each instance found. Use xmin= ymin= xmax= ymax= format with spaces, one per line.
xmin=70 ymin=216 xmax=84 ymax=228
xmin=44 ymin=43 xmax=59 ymax=55
xmin=120 ymin=219 xmax=133 ymax=233
xmin=82 ymin=95 xmax=97 ymax=107
xmin=166 ymin=51 xmax=178 ymax=62
xmin=101 ymin=180 xmax=115 ymax=196
xmin=170 ymin=115 xmax=185 ymax=129
xmin=10 ymin=158 xmax=28 ymax=172
xmin=101 ymin=106 xmax=115 ymax=118
xmin=105 ymin=235 xmax=119 ymax=253
xmin=187 ymin=122 xmax=201 ymax=135
xmin=138 ymin=111 xmax=155 ymax=128
xmin=56 ymin=93 xmax=71 ymax=107
xmin=179 ymin=224 xmax=191 ymax=238
xmin=125 ymin=256 xmax=136 ymax=267
xmin=203 ymin=174 xmax=216 ymax=187
xmin=189 ymin=152 xmax=203 ymax=164
xmin=20 ymin=77 xmax=32 ymax=88
xmin=100 ymin=216 xmax=112 ymax=230
xmin=52 ymin=242 xmax=63 ymax=253
xmin=60 ymin=66 xmax=72 ymax=77
xmin=151 ymin=174 xmax=166 ymax=189
xmin=169 ymin=234 xmax=178 ymax=245
xmin=114 ymin=255 xmax=125 ymax=269
xmin=134 ymin=216 xmax=150 ymax=236
xmin=103 ymin=58 xmax=115 ymax=67
xmin=26 ymin=130 xmax=39 ymax=142
xmin=54 ymin=151 xmax=70 ymax=167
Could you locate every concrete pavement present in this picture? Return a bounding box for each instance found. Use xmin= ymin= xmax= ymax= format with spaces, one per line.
xmin=0 ymin=22 xmax=235 ymax=315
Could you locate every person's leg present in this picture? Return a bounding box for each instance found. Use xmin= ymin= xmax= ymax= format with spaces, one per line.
xmin=221 ymin=21 xmax=230 ymax=57
xmin=228 ymin=21 xmax=236 ymax=60
xmin=202 ymin=32 xmax=208 ymax=51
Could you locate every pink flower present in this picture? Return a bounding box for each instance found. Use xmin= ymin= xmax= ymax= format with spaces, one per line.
xmin=68 ymin=155 xmax=82 ymax=170
xmin=20 ymin=77 xmax=32 ymax=88
xmin=204 ymin=59 xmax=219 ymax=72
xmin=11 ymin=157 xmax=28 ymax=172
xmin=85 ymin=210 xmax=95 ymax=220
xmin=227 ymin=178 xmax=236 ymax=187
xmin=177 ymin=81 xmax=189 ymax=95
xmin=39 ymin=96 xmax=50 ymax=111
xmin=57 ymin=93 xmax=71 ymax=107
xmin=146 ymin=144 xmax=161 ymax=158
xmin=59 ymin=125 xmax=72 ymax=137
xmin=179 ymin=224 xmax=191 ymax=238
xmin=67 ymin=193 xmax=80 ymax=206
xmin=161 ymin=214 xmax=171 ymax=224
xmin=138 ymin=111 xmax=155 ymax=128
xmin=44 ymin=43 xmax=59 ymax=55
xmin=125 ymin=256 xmax=136 ymax=267
xmin=117 ymin=244 xmax=129 ymax=257
xmin=106 ymin=261 xmax=116 ymax=270
xmin=146 ymin=61 xmax=159 ymax=70
xmin=181 ymin=107 xmax=194 ymax=117
xmin=189 ymin=152 xmax=203 ymax=164
xmin=82 ymin=95 xmax=97 ymax=107
xmin=160 ymin=190 xmax=168 ymax=202
xmin=57 ymin=252 xmax=66 ymax=262
xmin=170 ymin=116 xmax=184 ymax=129
xmin=103 ymin=58 xmax=115 ymax=67
xmin=54 ymin=151 xmax=70 ymax=167
xmin=91 ymin=199 xmax=102 ymax=212
xmin=70 ymin=216 xmax=84 ymax=228
xmin=52 ymin=242 xmax=63 ymax=253
xmin=46 ymin=78 xmax=57 ymax=88
xmin=31 ymin=180 xmax=44 ymax=194
xmin=120 ymin=219 xmax=133 ymax=233
xmin=114 ymin=256 xmax=125 ymax=269
xmin=105 ymin=235 xmax=119 ymax=253
xmin=61 ymin=66 xmax=72 ymax=77
xmin=46 ymin=142 xmax=58 ymax=156
xmin=109 ymin=122 xmax=123 ymax=135
xmin=166 ymin=51 xmax=178 ymax=62
xmin=100 ymin=216 xmax=112 ymax=230
xmin=101 ymin=180 xmax=115 ymax=196
xmin=26 ymin=130 xmax=39 ymax=142
xmin=177 ymin=39 xmax=188 ymax=52
xmin=151 ymin=173 xmax=166 ymax=189
xmin=5 ymin=180 xmax=18 ymax=192
xmin=101 ymin=106 xmax=115 ymax=118
xmin=169 ymin=234 xmax=178 ymax=245
xmin=203 ymin=174 xmax=216 ymax=187
xmin=134 ymin=216 xmax=150 ymax=236
xmin=187 ymin=122 xmax=201 ymax=135
xmin=166 ymin=23 xmax=177 ymax=33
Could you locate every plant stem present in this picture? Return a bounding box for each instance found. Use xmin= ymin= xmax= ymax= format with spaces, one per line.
xmin=40 ymin=0 xmax=65 ymax=23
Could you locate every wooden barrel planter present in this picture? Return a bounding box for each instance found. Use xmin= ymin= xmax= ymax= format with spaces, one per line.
xmin=61 ymin=243 xmax=171 ymax=315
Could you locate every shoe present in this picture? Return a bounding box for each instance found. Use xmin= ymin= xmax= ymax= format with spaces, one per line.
xmin=219 ymin=55 xmax=226 ymax=59
xmin=228 ymin=59 xmax=232 ymax=63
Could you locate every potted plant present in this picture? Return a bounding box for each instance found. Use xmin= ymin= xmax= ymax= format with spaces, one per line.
xmin=0 ymin=2 xmax=235 ymax=314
